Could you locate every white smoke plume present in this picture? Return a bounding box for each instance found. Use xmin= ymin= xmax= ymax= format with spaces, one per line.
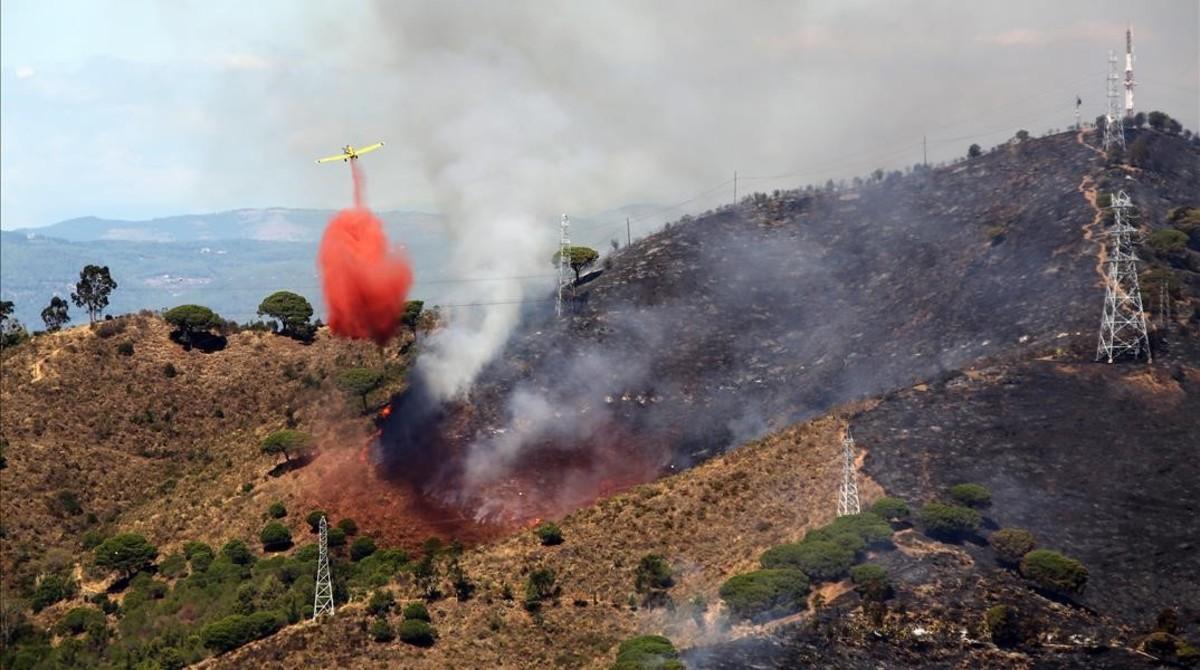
xmin=364 ymin=2 xmax=823 ymax=400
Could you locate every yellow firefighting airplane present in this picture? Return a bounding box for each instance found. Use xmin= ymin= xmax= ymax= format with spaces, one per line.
xmin=314 ymin=142 xmax=384 ymax=164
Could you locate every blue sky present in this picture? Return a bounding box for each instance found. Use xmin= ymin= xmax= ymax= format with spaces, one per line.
xmin=2 ymin=0 xmax=1197 ymax=230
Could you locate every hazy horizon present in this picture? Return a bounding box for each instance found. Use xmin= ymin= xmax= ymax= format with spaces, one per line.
xmin=2 ymin=0 xmax=1197 ymax=230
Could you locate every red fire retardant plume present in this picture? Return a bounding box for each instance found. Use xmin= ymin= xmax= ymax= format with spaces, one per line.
xmin=319 ymin=162 xmax=413 ymax=345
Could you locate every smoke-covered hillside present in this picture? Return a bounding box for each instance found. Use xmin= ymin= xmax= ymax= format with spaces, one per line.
xmin=379 ymin=128 xmax=1198 ymax=525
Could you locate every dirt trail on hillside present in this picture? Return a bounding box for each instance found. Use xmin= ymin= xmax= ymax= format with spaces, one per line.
xmin=28 ymin=344 xmax=65 ymax=383
xmin=1075 ymin=129 xmax=1104 ymax=157
xmin=1078 ymin=174 xmax=1109 ymax=285
xmin=1075 ymin=123 xmax=1110 ymax=287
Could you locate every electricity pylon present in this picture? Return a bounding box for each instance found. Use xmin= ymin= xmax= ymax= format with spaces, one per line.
xmin=556 ymin=214 xmax=571 ymax=318
xmin=312 ymin=516 xmax=335 ymax=620
xmin=1095 ymin=191 xmax=1151 ymax=364
xmin=837 ymin=429 xmax=861 ymax=517
xmin=1103 ymin=50 xmax=1125 ymax=151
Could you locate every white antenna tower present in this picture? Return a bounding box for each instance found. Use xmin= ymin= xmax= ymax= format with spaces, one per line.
xmin=1103 ymin=50 xmax=1125 ymax=151
xmin=837 ymin=429 xmax=861 ymax=517
xmin=1124 ymin=25 xmax=1136 ymax=118
xmin=1095 ymin=191 xmax=1151 ymax=364
xmin=313 ymin=515 xmax=335 ymax=620
xmin=556 ymin=214 xmax=571 ymax=318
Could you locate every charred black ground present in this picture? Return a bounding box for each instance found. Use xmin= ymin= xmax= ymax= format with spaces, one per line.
xmin=381 ymin=131 xmax=1115 ymax=516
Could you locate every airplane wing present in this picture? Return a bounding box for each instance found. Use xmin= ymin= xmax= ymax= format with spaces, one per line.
xmin=355 ymin=142 xmax=384 ymax=156
xmin=315 ymin=153 xmax=348 ymax=164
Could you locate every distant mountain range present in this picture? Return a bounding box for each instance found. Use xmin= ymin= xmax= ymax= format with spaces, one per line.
xmin=0 ymin=205 xmax=673 ymax=329
xmin=17 ymin=208 xmax=438 ymax=244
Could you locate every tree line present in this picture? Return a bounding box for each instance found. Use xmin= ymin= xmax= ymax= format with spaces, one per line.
xmin=0 ymin=264 xmax=432 ymax=348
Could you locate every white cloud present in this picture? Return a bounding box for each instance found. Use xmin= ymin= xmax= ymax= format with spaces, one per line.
xmin=15 ymin=65 xmax=35 ymax=78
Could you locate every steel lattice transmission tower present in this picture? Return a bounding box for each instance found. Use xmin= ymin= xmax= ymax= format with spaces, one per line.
xmin=556 ymin=213 xmax=571 ymax=318
xmin=312 ymin=516 xmax=335 ymax=620
xmin=837 ymin=429 xmax=861 ymax=517
xmin=1102 ymin=50 xmax=1125 ymax=151
xmin=1095 ymin=191 xmax=1151 ymax=364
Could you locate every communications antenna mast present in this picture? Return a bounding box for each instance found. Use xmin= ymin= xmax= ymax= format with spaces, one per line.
xmin=313 ymin=516 xmax=335 ymax=620
xmin=1095 ymin=191 xmax=1151 ymax=364
xmin=556 ymin=214 xmax=571 ymax=318
xmin=1124 ymin=25 xmax=1136 ymax=118
xmin=1103 ymin=50 xmax=1125 ymax=151
xmin=837 ymin=429 xmax=861 ymax=517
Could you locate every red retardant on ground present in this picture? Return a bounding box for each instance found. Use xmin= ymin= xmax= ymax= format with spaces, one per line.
xmin=318 ymin=162 xmax=413 ymax=345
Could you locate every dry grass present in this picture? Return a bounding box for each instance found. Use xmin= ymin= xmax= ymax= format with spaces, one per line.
xmin=0 ymin=316 xmax=400 ymax=586
xmin=209 ymin=414 xmax=890 ymax=669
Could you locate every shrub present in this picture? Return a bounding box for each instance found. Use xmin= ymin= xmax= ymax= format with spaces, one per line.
xmin=221 ymin=539 xmax=255 ymax=566
xmin=367 ymin=590 xmax=395 ymax=616
xmin=967 ymin=143 xmax=982 ymax=158
xmin=397 ymin=619 xmax=436 ymax=647
xmin=990 ymin=528 xmax=1036 ymax=566
xmin=158 ymin=648 xmax=185 ymax=670
xmin=1142 ymin=631 xmax=1181 ymax=657
xmin=870 ymin=497 xmax=910 ymax=522
xmin=159 ymin=552 xmax=188 ymax=578
xmin=803 ymin=528 xmax=866 ymax=555
xmin=920 ymin=502 xmax=981 ymax=541
xmin=94 ymin=533 xmax=158 ymax=578
xmin=814 ymin=512 xmax=893 ymax=547
xmin=327 ymin=526 xmax=347 ymax=547
xmin=200 ymin=611 xmax=284 ymax=653
xmin=183 ymin=541 xmax=214 ymax=570
xmin=760 ymin=541 xmax=854 ymax=581
xmin=260 ymin=522 xmax=293 ymax=552
xmin=634 ymin=554 xmax=674 ymax=593
xmin=53 ymin=606 xmax=105 ymax=636
xmin=267 ymin=501 xmax=287 ymax=519
xmin=949 ymin=483 xmax=992 ymax=508
xmin=94 ymin=319 xmax=125 ymax=338
xmin=116 ymin=341 xmax=134 ymax=356
xmin=402 ymin=601 xmax=431 ymax=622
xmin=56 ymin=490 xmax=83 ymax=516
xmin=1156 ymin=608 xmax=1180 ymax=634
xmin=1148 ymin=228 xmax=1189 ymax=254
xmin=336 ymin=518 xmax=357 ymax=536
xmin=1147 ymin=110 xmax=1172 ymax=132
xmin=849 ymin=564 xmax=892 ymax=602
xmin=1020 ymin=550 xmax=1088 ymax=595
xmin=718 ymin=569 xmax=810 ymax=621
xmin=986 ymin=605 xmax=1025 ymax=648
xmin=163 ymin=362 xmax=177 ymax=378
xmin=350 ymin=536 xmax=377 ymax=561
xmin=534 ymin=521 xmax=563 ymax=546
xmin=370 ymin=618 xmax=395 ymax=643
xmin=612 ymin=634 xmax=682 ymax=669
xmin=306 ymin=510 xmax=328 ymax=532
xmin=524 ymin=568 xmax=559 ymax=610
xmin=31 ymin=574 xmax=77 ymax=612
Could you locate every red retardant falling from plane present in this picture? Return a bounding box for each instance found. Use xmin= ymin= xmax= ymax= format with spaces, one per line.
xmin=319 ymin=161 xmax=413 ymax=345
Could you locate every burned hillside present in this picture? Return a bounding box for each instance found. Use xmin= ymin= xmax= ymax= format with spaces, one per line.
xmin=379 ymin=130 xmax=1198 ymax=524
xmin=855 ymin=357 xmax=1200 ymax=634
